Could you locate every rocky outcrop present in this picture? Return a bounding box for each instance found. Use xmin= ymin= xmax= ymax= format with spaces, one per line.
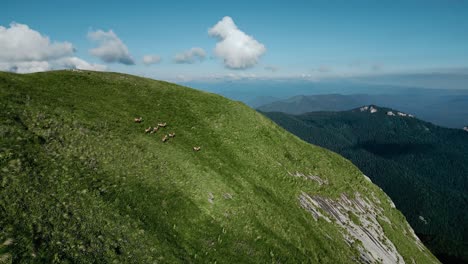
xmin=419 ymin=216 xmax=428 ymax=225
xmin=360 ymin=105 xmax=378 ymax=113
xmin=298 ymin=188 xmax=432 ymax=264
xmin=288 ymin=171 xmax=328 ymax=185
xmin=386 ymin=110 xmax=415 ymax=118
xmin=396 ymin=112 xmax=414 ymax=118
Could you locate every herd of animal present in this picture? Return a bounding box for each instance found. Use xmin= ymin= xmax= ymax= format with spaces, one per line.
xmin=134 ymin=117 xmax=201 ymax=151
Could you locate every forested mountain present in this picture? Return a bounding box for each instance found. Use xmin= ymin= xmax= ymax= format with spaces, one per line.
xmin=258 ymin=93 xmax=468 ymax=128
xmin=263 ymin=106 xmax=468 ymax=263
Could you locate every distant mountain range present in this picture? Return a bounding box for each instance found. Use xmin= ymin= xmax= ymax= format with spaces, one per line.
xmin=262 ymin=106 xmax=468 ymax=263
xmin=185 ymin=79 xmax=468 ymax=128
xmin=257 ymin=94 xmax=366 ymax=113
xmin=257 ymin=93 xmax=468 ymax=129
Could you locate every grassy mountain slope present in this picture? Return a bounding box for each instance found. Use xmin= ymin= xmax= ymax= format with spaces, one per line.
xmin=263 ymin=107 xmax=468 ymax=263
xmin=0 ymin=71 xmax=438 ymax=263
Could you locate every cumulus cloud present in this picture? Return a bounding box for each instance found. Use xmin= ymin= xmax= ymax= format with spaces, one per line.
xmin=0 ymin=23 xmax=74 ymax=62
xmin=174 ymin=47 xmax=206 ymax=64
xmin=0 ymin=61 xmax=50 ymax=73
xmin=88 ymin=29 xmax=134 ymax=65
xmin=57 ymin=57 xmax=107 ymax=71
xmin=0 ymin=22 xmax=106 ymax=73
xmin=142 ymin=55 xmax=161 ymax=65
xmin=208 ymin=16 xmax=266 ymax=69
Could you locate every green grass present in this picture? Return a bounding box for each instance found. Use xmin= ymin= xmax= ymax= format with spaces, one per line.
xmin=348 ymin=212 xmax=361 ymax=226
xmin=0 ymin=70 xmax=438 ymax=263
xmin=263 ymin=108 xmax=468 ymax=262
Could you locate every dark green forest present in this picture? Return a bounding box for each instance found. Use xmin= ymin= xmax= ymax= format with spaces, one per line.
xmin=263 ymin=106 xmax=468 ymax=263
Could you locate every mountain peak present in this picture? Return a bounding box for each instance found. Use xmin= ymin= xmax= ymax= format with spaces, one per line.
xmin=359 ymin=105 xmax=379 ymax=113
xmin=257 ymin=94 xmax=466 ymax=128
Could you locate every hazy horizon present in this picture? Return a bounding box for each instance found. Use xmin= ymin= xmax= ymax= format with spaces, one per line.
xmin=2 ymin=0 xmax=468 ymax=86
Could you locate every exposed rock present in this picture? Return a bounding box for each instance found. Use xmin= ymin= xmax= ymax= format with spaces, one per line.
xmin=405 ymin=222 xmax=427 ymax=252
xmin=384 ymin=110 xmax=414 ymax=118
xmin=418 ymin=216 xmax=428 ymax=225
xmin=288 ymin=171 xmax=328 ymax=185
xmin=370 ymin=192 xmax=381 ymax=204
xmin=382 ymin=111 xmax=414 ymax=118
xmin=359 ymin=105 xmax=377 ymax=113
xmin=463 ymin=126 xmax=468 ymax=132
xmin=363 ymin=175 xmax=372 ymax=183
xmin=299 ymin=191 xmax=408 ymax=264
xmin=298 ymin=193 xmax=331 ymax=222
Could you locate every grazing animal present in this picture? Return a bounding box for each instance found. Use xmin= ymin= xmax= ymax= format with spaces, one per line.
xmin=134 ymin=117 xmax=143 ymax=123
xmin=193 ymin=146 xmax=201 ymax=152
xmin=158 ymin=122 xmax=167 ymax=127
xmin=168 ymin=132 xmax=175 ymax=138
xmin=145 ymin=127 xmax=152 ymax=133
xmin=150 ymin=127 xmax=159 ymax=134
xmin=162 ymin=135 xmax=169 ymax=142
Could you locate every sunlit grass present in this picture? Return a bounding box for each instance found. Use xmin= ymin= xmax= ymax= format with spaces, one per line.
xmin=0 ymin=70 xmax=439 ymax=263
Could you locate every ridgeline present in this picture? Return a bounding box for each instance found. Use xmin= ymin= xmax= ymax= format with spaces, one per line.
xmin=0 ymin=71 xmax=438 ymax=263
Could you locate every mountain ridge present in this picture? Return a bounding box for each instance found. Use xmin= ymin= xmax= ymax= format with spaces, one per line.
xmin=262 ymin=105 xmax=468 ymax=263
xmin=0 ymin=70 xmax=440 ymax=263
xmin=257 ymin=93 xmax=468 ymax=128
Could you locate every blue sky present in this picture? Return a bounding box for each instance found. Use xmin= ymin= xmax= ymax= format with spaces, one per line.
xmin=2 ymin=0 xmax=468 ymax=82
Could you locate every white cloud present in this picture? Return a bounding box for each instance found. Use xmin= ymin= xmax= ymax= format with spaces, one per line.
xmin=0 ymin=22 xmax=106 ymax=73
xmin=0 ymin=22 xmax=74 ymax=62
xmin=0 ymin=61 xmax=50 ymax=73
xmin=208 ymin=16 xmax=266 ymax=69
xmin=88 ymin=29 xmax=134 ymax=65
xmin=57 ymin=57 xmax=107 ymax=71
xmin=142 ymin=55 xmax=161 ymax=65
xmin=174 ymin=47 xmax=206 ymax=64
xmin=0 ymin=57 xmax=107 ymax=73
